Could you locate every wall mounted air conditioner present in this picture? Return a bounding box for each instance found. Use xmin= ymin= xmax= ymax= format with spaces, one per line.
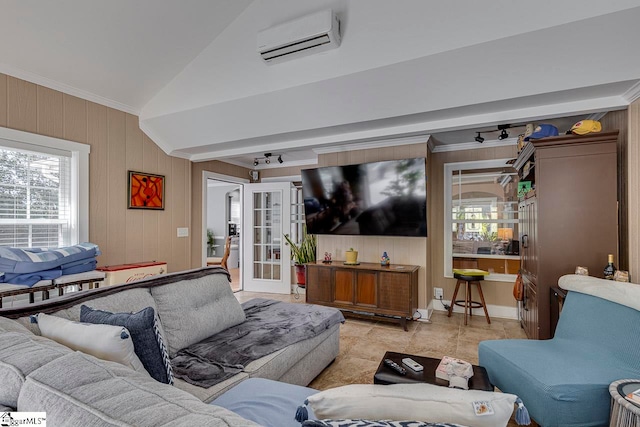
xmin=257 ymin=10 xmax=341 ymax=64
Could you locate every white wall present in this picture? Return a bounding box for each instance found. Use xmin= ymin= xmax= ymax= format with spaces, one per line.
xmin=207 ymin=183 xmax=240 ymax=255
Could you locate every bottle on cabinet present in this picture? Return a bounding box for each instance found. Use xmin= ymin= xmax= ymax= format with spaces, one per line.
xmin=604 ymin=254 xmax=617 ymax=280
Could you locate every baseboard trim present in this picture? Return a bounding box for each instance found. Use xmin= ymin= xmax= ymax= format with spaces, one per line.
xmin=430 ymin=299 xmax=518 ymax=320
xmin=415 ymin=308 xmax=432 ymax=323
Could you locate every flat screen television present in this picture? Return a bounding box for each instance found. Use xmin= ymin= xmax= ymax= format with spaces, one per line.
xmin=301 ymin=157 xmax=427 ymax=237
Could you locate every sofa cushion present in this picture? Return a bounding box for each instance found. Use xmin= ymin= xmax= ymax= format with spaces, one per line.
xmin=212 ymin=378 xmax=318 ymax=427
xmin=80 ymin=305 xmax=173 ymax=384
xmin=0 ymin=331 xmax=71 ymax=408
xmin=37 ymin=313 xmax=147 ymax=374
xmin=17 ymin=352 xmax=257 ymax=426
xmin=151 ymin=274 xmax=246 ymax=356
xmin=174 ymin=373 xmax=251 ymax=404
xmin=0 ymin=316 xmax=32 ymax=334
xmin=244 ymin=325 xmax=339 ymax=380
xmin=304 ymin=383 xmax=517 ymax=427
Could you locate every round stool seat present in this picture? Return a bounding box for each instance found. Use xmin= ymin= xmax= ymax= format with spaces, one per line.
xmin=453 ymin=273 xmax=485 ymax=282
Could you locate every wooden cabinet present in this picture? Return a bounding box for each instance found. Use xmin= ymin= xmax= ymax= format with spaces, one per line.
xmin=305 ymin=262 xmax=419 ymax=330
xmin=515 ymin=131 xmax=618 ymax=339
xmin=521 ymin=278 xmax=538 ymax=339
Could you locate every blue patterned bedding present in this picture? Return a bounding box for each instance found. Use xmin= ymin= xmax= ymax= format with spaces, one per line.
xmin=0 ymin=243 xmax=100 ymax=286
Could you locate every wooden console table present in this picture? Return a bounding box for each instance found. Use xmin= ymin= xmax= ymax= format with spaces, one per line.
xmin=305 ymin=261 xmax=419 ymax=330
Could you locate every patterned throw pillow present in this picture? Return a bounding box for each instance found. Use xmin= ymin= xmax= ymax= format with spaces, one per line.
xmin=80 ymin=305 xmax=173 ymax=384
xmin=302 ymin=421 xmax=464 ymax=427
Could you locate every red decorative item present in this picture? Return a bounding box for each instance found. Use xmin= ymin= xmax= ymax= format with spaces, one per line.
xmin=295 ymin=264 xmax=306 ymax=287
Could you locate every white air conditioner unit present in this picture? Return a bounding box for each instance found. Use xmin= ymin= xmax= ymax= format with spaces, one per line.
xmin=257 ymin=10 xmax=341 ymax=64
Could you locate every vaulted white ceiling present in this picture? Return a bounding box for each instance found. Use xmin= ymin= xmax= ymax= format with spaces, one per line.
xmin=1 ymin=0 xmax=640 ymax=164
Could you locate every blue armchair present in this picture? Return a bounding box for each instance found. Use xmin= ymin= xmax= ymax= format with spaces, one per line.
xmin=479 ymin=275 xmax=640 ymax=427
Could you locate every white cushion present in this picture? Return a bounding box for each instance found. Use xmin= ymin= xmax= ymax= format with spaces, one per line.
xmin=36 ymin=313 xmax=147 ymax=375
xmin=306 ymin=383 xmax=517 ymax=427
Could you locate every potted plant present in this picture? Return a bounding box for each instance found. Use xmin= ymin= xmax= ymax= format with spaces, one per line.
xmin=283 ymin=227 xmax=316 ymax=287
xmin=345 ymin=247 xmax=358 ymax=265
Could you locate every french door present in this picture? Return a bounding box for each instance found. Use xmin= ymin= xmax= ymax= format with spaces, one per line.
xmin=242 ymin=182 xmax=292 ymax=293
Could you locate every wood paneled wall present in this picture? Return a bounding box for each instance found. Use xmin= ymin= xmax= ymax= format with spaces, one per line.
xmin=259 ymin=165 xmax=306 ymax=179
xmin=0 ymin=73 xmax=191 ymax=272
xmin=628 ymin=100 xmax=640 ymax=280
xmin=600 ymin=110 xmax=629 ymax=270
xmin=429 ymin=145 xmax=518 ymax=311
xmin=316 ymin=143 xmax=430 ymax=310
xmin=190 ymin=160 xmax=251 ymax=268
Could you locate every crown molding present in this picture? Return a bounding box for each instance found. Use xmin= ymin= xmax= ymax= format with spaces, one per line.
xmin=431 ymin=137 xmax=517 ymax=153
xmin=0 ymin=63 xmax=140 ymax=116
xmin=623 ymin=80 xmax=640 ymax=103
xmin=312 ymin=134 xmax=430 ymax=154
xmin=138 ymin=122 xmax=182 ymax=158
xmin=427 ymin=137 xmax=436 ymax=152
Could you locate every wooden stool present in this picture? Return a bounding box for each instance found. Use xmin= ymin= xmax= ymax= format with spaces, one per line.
xmin=447 ymin=269 xmax=491 ymax=325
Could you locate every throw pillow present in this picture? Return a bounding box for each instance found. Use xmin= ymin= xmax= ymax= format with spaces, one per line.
xmin=80 ymin=305 xmax=173 ymax=384
xmin=304 ymin=383 xmax=518 ymax=427
xmin=36 ymin=313 xmax=147 ymax=374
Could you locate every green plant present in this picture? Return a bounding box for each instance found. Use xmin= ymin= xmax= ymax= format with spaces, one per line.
xmin=206 ymin=228 xmax=215 ymax=247
xmin=283 ymin=227 xmax=317 ymax=265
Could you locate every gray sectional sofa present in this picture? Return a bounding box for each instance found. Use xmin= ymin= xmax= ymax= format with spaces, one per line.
xmin=0 ymin=267 xmax=341 ymax=426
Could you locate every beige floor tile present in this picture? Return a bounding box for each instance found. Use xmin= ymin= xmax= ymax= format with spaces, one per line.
xmin=505 ymin=326 xmax=528 ymax=339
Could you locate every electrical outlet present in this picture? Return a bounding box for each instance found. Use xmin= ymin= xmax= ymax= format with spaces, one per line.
xmin=434 ymin=287 xmax=444 ymax=299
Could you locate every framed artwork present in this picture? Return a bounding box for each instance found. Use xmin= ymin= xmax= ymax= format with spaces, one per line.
xmin=128 ymin=171 xmax=165 ymax=210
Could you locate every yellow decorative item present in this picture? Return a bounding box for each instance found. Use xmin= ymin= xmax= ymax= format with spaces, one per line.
xmin=345 ymin=248 xmax=359 ymax=265
xmin=570 ymin=119 xmax=602 ymax=135
xmin=453 ymin=269 xmax=489 ymax=277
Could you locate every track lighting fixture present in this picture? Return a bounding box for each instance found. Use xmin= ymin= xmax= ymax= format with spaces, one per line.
xmin=498 ymin=129 xmax=509 ymax=140
xmin=252 ymin=152 xmax=284 ymax=166
xmin=475 ymin=132 xmax=485 ymax=143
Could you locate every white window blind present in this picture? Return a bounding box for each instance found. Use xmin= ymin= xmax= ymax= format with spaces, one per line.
xmin=0 ymin=145 xmax=72 ymax=248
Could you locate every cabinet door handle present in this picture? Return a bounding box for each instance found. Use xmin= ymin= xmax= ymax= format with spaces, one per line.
xmin=522 ymin=234 xmax=529 ymax=248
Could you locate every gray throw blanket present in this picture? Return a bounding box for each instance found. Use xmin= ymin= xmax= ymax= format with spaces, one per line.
xmin=171 ymin=298 xmax=345 ymax=387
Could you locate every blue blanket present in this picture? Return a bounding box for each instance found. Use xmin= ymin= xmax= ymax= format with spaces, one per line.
xmin=0 ymin=243 xmax=100 ymax=286
xmin=0 ymin=243 xmax=99 ymax=274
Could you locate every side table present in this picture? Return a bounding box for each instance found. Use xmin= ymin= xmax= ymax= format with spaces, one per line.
xmin=609 ymin=379 xmax=640 ymax=427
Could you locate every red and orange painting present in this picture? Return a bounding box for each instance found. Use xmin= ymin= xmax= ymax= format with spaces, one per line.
xmin=128 ymin=171 xmax=165 ymax=210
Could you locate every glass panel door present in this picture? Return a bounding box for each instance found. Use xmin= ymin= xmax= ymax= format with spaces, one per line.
xmin=243 ymin=182 xmax=291 ymax=293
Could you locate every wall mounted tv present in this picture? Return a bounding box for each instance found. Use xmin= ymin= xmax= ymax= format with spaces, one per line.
xmin=301 ymin=158 xmax=427 ymax=237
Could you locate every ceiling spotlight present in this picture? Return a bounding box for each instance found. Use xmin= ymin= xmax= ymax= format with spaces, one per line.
xmin=265 ymin=157 xmax=271 ymax=164
xmin=253 ymin=159 xmax=259 ymax=166
xmin=277 ymin=155 xmax=283 ymax=164
xmin=498 ymin=129 xmax=509 ymax=140
xmin=475 ymin=132 xmax=485 ymax=143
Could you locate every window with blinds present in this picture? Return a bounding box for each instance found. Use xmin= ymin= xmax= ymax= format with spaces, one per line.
xmin=0 ymin=145 xmax=72 ymax=248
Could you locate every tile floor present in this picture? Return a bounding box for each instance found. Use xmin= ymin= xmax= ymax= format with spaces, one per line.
xmin=235 ymin=290 xmax=534 ymax=427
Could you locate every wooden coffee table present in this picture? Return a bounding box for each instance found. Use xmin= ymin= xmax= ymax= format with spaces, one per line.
xmin=373 ymin=351 xmax=493 ymax=391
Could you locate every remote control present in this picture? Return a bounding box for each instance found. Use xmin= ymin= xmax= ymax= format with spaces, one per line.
xmin=383 ymin=358 xmax=406 ymax=375
xmin=402 ymin=357 xmax=424 ymax=372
